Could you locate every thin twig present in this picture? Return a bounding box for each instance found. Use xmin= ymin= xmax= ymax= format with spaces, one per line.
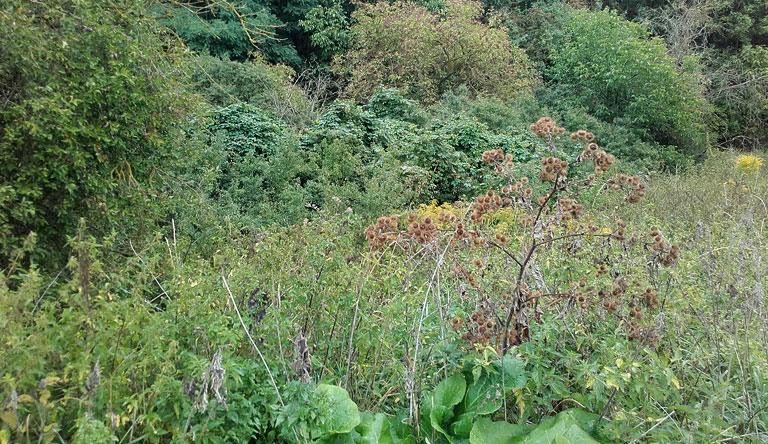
xmin=628 ymin=410 xmax=675 ymax=443
xmin=32 ymin=268 xmax=64 ymax=314
xmin=222 ymin=276 xmax=306 ymax=444
xmin=129 ymin=240 xmax=170 ymax=301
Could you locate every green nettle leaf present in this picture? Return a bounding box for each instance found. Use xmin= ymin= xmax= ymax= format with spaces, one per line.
xmin=315 ymin=384 xmax=362 ymax=437
xmin=508 ymin=409 xmax=601 ymax=444
xmin=469 ymin=418 xmax=533 ymax=444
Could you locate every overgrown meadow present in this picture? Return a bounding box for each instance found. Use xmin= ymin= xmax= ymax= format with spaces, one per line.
xmin=1 ymin=0 xmax=767 ymax=443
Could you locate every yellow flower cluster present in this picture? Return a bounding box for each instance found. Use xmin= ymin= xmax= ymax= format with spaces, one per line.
xmin=735 ymin=155 xmax=764 ymax=172
xmin=416 ymin=200 xmax=462 ymax=227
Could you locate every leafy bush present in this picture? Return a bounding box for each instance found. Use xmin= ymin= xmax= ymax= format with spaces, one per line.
xmin=334 ymin=0 xmax=538 ymax=104
xmin=551 ymin=9 xmax=710 ymax=156
xmin=190 ymin=55 xmax=314 ymax=127
xmin=0 ymin=0 xmax=198 ymax=267
xmin=300 ymin=0 xmax=352 ymax=63
xmin=708 ymin=45 xmax=768 ymax=148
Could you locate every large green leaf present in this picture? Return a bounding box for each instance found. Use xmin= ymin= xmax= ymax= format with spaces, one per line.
xmin=451 ymin=412 xmax=476 ymax=438
xmin=430 ymin=405 xmax=459 ymax=443
xmin=382 ymin=412 xmax=415 ymax=444
xmin=422 ymin=374 xmax=468 ymax=444
xmin=317 ymin=433 xmax=357 ymax=444
xmin=431 ymin=374 xmax=468 ymax=409
xmin=319 ymin=412 xmax=418 ymax=444
xmin=508 ymin=409 xmax=601 ymax=444
xmin=496 ymin=356 xmax=528 ymax=391
xmin=354 ymin=412 xmax=387 ymax=444
xmin=463 ymin=375 xmax=505 ymax=417
xmin=315 ymin=384 xmax=362 ymax=437
xmin=469 ymin=418 xmax=534 ymax=444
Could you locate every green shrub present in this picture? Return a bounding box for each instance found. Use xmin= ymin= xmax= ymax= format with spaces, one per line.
xmin=207 ymin=104 xmax=310 ymax=226
xmin=551 ymin=9 xmax=710 ymax=156
xmin=0 ymin=0 xmax=199 ymax=267
xmin=334 ymin=0 xmax=538 ymax=104
xmin=300 ymin=0 xmax=352 ymax=63
xmin=190 ymin=55 xmax=314 ymax=127
xmin=709 ymin=45 xmax=768 ymax=149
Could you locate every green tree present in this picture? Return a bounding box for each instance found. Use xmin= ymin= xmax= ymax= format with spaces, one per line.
xmin=156 ymin=0 xmax=302 ymax=65
xmin=551 ymin=9 xmax=710 ymax=156
xmin=300 ymin=0 xmax=351 ymax=63
xmin=333 ymin=0 xmax=538 ymax=104
xmin=0 ymin=0 xmax=198 ymax=266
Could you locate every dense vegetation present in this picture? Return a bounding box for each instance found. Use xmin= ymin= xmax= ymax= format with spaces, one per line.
xmin=1 ymin=0 xmax=767 ymax=442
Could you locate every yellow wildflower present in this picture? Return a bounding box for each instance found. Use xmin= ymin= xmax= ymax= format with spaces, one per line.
xmin=735 ymin=155 xmax=764 ymax=173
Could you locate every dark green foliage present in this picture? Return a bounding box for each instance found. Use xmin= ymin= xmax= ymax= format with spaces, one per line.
xmin=705 ymin=0 xmax=768 ymax=48
xmin=156 ymin=0 xmax=302 ymax=66
xmin=206 ymin=104 xmax=309 ymax=226
xmin=205 ymin=99 xmax=426 ymax=226
xmin=0 ymin=0 xmax=197 ymax=267
xmin=709 ymin=45 xmax=768 ymax=148
xmin=300 ymin=0 xmax=351 ymax=63
xmin=365 ymin=88 xmax=427 ymax=124
xmin=212 ymin=104 xmax=287 ymax=156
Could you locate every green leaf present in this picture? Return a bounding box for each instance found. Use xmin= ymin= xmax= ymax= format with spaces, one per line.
xmin=318 ymin=433 xmax=357 ymax=444
xmin=497 ymin=356 xmax=527 ymax=391
xmin=382 ymin=412 xmax=415 ymax=444
xmin=433 ymin=374 xmax=469 ymax=408
xmin=354 ymin=412 xmax=387 ymax=444
xmin=451 ymin=412 xmax=476 ymax=438
xmin=508 ymin=409 xmax=601 ymax=444
xmin=421 ymin=374 xmax=467 ymax=444
xmin=469 ymin=418 xmax=533 ymax=444
xmin=462 ymin=356 xmax=527 ymax=418
xmin=315 ymin=384 xmax=361 ymax=437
